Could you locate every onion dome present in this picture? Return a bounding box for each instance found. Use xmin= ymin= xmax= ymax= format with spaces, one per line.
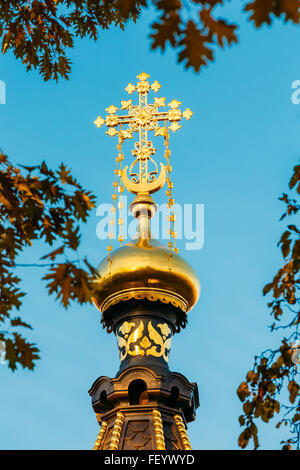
xmin=92 ymin=71 xmax=201 ymax=330
xmin=92 ymin=235 xmax=200 ymax=315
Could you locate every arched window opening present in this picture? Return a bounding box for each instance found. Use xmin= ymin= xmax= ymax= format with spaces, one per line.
xmin=100 ymin=390 xmax=108 ymax=404
xmin=128 ymin=379 xmax=148 ymax=405
xmin=167 ymin=386 xmax=179 ymax=407
xmin=99 ymin=390 xmax=113 ymax=411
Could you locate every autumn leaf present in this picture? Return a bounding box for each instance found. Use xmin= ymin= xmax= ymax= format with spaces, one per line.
xmin=288 ymin=380 xmax=299 ymax=404
xmin=288 ymin=224 xmax=300 ymax=234
xmin=289 ymin=164 xmax=300 ymax=190
xmin=199 ymin=8 xmax=238 ymax=47
xmin=245 ymin=0 xmax=300 ymax=26
xmin=115 ymin=0 xmax=146 ymax=20
xmin=238 ymin=162 xmax=300 ymax=449
xmin=237 ymin=381 xmax=250 ymax=402
xmin=281 ymin=0 xmax=300 ymax=23
xmin=4 ymin=334 xmax=40 ymax=371
xmin=244 ymin=0 xmax=275 ymax=27
xmin=238 ymin=428 xmax=251 ymax=448
xmin=246 ymin=370 xmax=259 ymax=384
xmin=10 ymin=317 xmax=33 ymax=329
xmin=0 ymin=153 xmax=8 ymax=164
xmin=263 ymin=282 xmax=273 ymax=296
xmin=43 ymin=263 xmax=94 ymax=308
xmin=178 ymin=21 xmax=214 ymax=72
xmin=150 ymin=11 xmax=181 ymax=51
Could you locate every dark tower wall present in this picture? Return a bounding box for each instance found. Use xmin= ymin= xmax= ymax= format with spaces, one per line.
xmin=89 ymin=300 xmax=199 ymax=450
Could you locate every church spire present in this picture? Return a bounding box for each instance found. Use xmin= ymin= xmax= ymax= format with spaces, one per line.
xmin=90 ymin=73 xmax=200 ymax=451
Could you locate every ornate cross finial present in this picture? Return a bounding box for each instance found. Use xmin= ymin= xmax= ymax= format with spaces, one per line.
xmin=94 ymin=72 xmax=193 ymax=196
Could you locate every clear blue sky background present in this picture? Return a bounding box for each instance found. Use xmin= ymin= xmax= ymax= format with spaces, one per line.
xmin=0 ymin=2 xmax=299 ymax=450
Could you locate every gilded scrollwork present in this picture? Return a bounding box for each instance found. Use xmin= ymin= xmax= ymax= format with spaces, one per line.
xmin=119 ymin=321 xmax=135 ymax=336
xmin=146 ymin=322 xmax=172 ymax=361
xmin=116 ymin=320 xmax=172 ymax=362
xmin=116 ymin=320 xmax=144 ymax=361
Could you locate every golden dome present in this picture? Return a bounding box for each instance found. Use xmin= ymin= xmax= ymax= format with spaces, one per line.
xmin=92 ymin=236 xmax=200 ymax=314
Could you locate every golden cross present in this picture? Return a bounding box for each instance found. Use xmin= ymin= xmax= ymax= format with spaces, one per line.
xmin=94 ymin=72 xmax=193 ymax=195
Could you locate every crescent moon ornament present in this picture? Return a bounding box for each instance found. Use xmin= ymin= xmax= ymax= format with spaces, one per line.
xmin=122 ymin=163 xmax=166 ymax=195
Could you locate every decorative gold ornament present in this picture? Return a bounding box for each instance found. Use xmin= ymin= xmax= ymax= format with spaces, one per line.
xmin=169 ymin=122 xmax=182 ymax=133
xmin=93 ymin=421 xmax=107 ymax=450
xmin=137 ymin=72 xmax=150 ymax=81
xmin=151 ymin=80 xmax=162 ymax=93
xmin=96 ymin=287 xmax=188 ymax=314
xmin=174 ymin=415 xmax=192 ymax=450
xmin=92 ymin=73 xmax=200 ymax=312
xmin=109 ymin=412 xmax=125 ymax=450
xmin=119 ymin=321 xmax=135 ymax=336
xmin=125 ymin=83 xmax=136 ymax=94
xmin=116 ymin=319 xmax=173 ymax=362
xmin=94 ymin=72 xmax=192 ymax=198
xmin=94 ymin=116 xmax=105 ymax=128
xmin=154 ymin=96 xmax=165 ymax=107
xmin=153 ymin=409 xmax=166 ymax=450
xmin=168 ymin=99 xmax=181 ymax=109
xmin=106 ymin=104 xmax=119 ymax=115
xmin=182 ymin=108 xmax=193 ymax=120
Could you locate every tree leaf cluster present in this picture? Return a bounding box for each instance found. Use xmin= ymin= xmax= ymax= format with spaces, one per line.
xmin=237 ymin=164 xmax=300 ymax=450
xmin=2 ymin=1 xmax=300 ymax=79
xmin=0 ymin=152 xmax=96 ymax=370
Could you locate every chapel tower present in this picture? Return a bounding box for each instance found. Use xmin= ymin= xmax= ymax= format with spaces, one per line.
xmin=90 ymin=73 xmax=200 ymax=450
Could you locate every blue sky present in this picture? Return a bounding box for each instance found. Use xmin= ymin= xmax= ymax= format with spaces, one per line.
xmin=0 ymin=3 xmax=299 ymax=450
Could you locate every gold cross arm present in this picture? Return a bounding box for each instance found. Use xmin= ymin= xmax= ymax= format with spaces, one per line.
xmin=93 ymin=72 xmax=193 ymax=139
